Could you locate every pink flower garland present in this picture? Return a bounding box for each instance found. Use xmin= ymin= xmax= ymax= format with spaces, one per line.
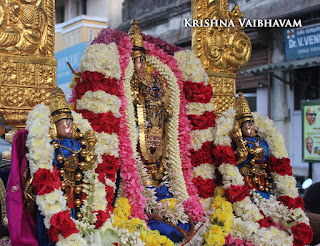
xmin=117 ymin=36 xmax=148 ymax=220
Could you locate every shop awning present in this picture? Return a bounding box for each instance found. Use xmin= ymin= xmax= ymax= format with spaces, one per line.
xmin=242 ymin=56 xmax=320 ymax=75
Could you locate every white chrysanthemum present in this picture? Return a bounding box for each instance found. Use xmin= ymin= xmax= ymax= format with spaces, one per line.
xmin=95 ymin=132 xmax=120 ymax=159
xmin=193 ymin=164 xmax=216 ymax=180
xmin=218 ymin=163 xmax=245 ymax=188
xmin=190 ymin=127 xmax=215 ymax=151
xmin=253 ymin=112 xmax=288 ymax=158
xmin=173 ymin=50 xmax=209 ymax=84
xmin=76 ymin=90 xmax=122 ymax=117
xmin=230 ymin=217 xmax=259 ymax=241
xmin=79 ymin=43 xmax=121 ymax=80
xmin=232 ymin=197 xmax=263 ymax=222
xmin=186 ymin=101 xmax=215 ymax=116
xmin=36 ymin=190 xmax=67 ymax=222
xmin=213 ymin=108 xmax=236 ymax=146
xmin=26 ymin=104 xmax=54 ymax=175
xmin=72 ymin=111 xmax=93 ymax=132
xmin=272 ymin=173 xmax=299 ymax=198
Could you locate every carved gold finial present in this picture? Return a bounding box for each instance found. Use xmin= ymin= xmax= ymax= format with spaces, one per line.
xmin=235 ymin=92 xmax=253 ymax=125
xmin=128 ymin=19 xmax=146 ymax=59
xmin=50 ymin=87 xmax=72 ymax=123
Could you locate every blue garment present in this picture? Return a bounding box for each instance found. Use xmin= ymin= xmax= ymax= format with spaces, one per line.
xmin=37 ymin=138 xmax=81 ymax=246
xmin=237 ymin=136 xmax=269 ymax=169
xmin=236 ymin=136 xmax=271 ymax=199
xmin=52 ymin=138 xmax=82 ymax=168
xmin=146 ymin=185 xmax=190 ymax=243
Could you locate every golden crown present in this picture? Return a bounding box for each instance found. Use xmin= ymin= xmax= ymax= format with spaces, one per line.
xmin=235 ymin=92 xmax=253 ymax=125
xmin=50 ymin=87 xmax=73 ymax=123
xmin=128 ymin=19 xmax=145 ymax=59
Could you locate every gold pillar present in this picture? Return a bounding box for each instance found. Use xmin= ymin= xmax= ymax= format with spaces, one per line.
xmin=0 ymin=0 xmax=56 ymax=128
xmin=192 ymin=0 xmax=251 ymax=115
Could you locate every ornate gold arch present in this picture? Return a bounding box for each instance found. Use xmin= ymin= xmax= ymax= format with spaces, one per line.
xmin=192 ymin=0 xmax=251 ymax=115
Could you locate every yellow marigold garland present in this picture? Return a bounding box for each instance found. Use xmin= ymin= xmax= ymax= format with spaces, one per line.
xmin=204 ymin=186 xmax=233 ymax=246
xmin=113 ymin=198 xmax=174 ymax=246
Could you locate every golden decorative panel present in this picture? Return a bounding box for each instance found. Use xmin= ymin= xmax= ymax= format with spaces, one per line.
xmin=191 ymin=0 xmax=251 ymax=114
xmin=0 ymin=0 xmax=56 ymax=128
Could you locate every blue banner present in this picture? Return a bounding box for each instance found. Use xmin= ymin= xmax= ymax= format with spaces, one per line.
xmin=285 ymin=23 xmax=320 ymax=61
xmin=55 ymin=42 xmax=87 ymax=85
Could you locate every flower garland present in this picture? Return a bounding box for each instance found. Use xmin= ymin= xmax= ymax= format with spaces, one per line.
xmin=173 ymin=50 xmax=208 ymax=84
xmin=71 ymin=27 xmax=222 ymax=243
xmin=113 ymin=198 xmax=174 ymax=246
xmin=212 ymin=109 xmax=313 ymax=246
xmin=121 ymin=52 xmax=190 ymax=224
xmin=79 ymin=43 xmax=121 ymax=80
xmin=204 ymin=186 xmax=233 ymax=246
xmin=25 ymin=104 xmax=112 ymax=245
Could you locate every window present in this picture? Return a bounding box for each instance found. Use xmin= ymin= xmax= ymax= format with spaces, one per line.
xmin=236 ymin=88 xmax=257 ymax=112
xmin=76 ymin=0 xmax=87 ymax=16
xmin=293 ymin=66 xmax=320 ymax=110
xmin=55 ymin=6 xmax=65 ymax=23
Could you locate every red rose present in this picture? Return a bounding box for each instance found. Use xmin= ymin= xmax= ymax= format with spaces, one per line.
xmin=50 ymin=211 xmax=79 ymax=239
xmin=190 ymin=141 xmax=214 ymax=167
xmin=33 ymin=168 xmax=57 ymax=195
xmin=47 ymin=226 xmax=59 ymax=244
xmin=183 ymin=81 xmax=213 ymax=103
xmin=225 ymin=185 xmax=249 ymax=203
xmin=212 ymin=145 xmax=237 ymax=167
xmin=267 ymin=156 xmax=293 ymax=176
xmin=93 ymin=210 xmax=110 ymax=229
xmin=291 ymin=222 xmax=313 ymax=246
xmin=258 ymin=216 xmax=273 ymax=228
xmin=75 ymin=71 xmax=120 ymax=99
xmin=192 ymin=176 xmax=216 ymax=198
xmin=105 ymin=185 xmax=115 ymax=205
xmin=279 ymin=196 xmax=305 ymax=211
xmin=188 ymin=111 xmax=216 ymax=130
xmin=294 ymin=196 xmax=305 ymax=211
xmin=95 ymin=155 xmax=119 ymax=183
xmin=76 ymin=110 xmax=120 ymax=134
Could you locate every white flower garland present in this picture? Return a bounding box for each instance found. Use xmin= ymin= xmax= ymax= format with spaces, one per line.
xmin=76 ymin=90 xmax=122 ymax=117
xmin=122 ymin=54 xmax=190 ymax=224
xmin=185 ymin=100 xmax=215 ymax=116
xmin=173 ymin=50 xmax=208 ymax=84
xmin=213 ymin=109 xmax=309 ymax=245
xmin=193 ymin=164 xmax=216 ymax=180
xmin=26 ymin=104 xmax=109 ymax=245
xmin=79 ymin=43 xmax=121 ymax=80
xmin=190 ymin=127 xmax=215 ymax=151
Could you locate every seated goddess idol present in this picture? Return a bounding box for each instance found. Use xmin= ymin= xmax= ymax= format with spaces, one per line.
xmin=69 ymin=19 xmax=218 ymax=244
xmin=212 ymin=93 xmax=313 ymax=246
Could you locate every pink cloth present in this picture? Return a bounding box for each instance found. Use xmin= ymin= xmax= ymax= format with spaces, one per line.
xmin=6 ymin=130 xmax=38 ymax=246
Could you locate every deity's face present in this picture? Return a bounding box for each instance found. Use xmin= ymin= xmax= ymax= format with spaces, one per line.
xmin=134 ymin=55 xmax=146 ymax=75
xmin=56 ymin=118 xmax=73 ymax=138
xmin=241 ymin=120 xmax=256 ymax=138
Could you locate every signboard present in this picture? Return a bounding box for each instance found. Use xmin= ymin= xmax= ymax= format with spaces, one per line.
xmin=55 ymin=42 xmax=87 ymax=85
xmin=302 ymin=100 xmax=320 ymax=162
xmin=285 ymin=23 xmax=320 ymax=61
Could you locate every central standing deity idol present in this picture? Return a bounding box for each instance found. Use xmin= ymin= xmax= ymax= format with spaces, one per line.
xmin=129 ymin=20 xmax=172 ymax=186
